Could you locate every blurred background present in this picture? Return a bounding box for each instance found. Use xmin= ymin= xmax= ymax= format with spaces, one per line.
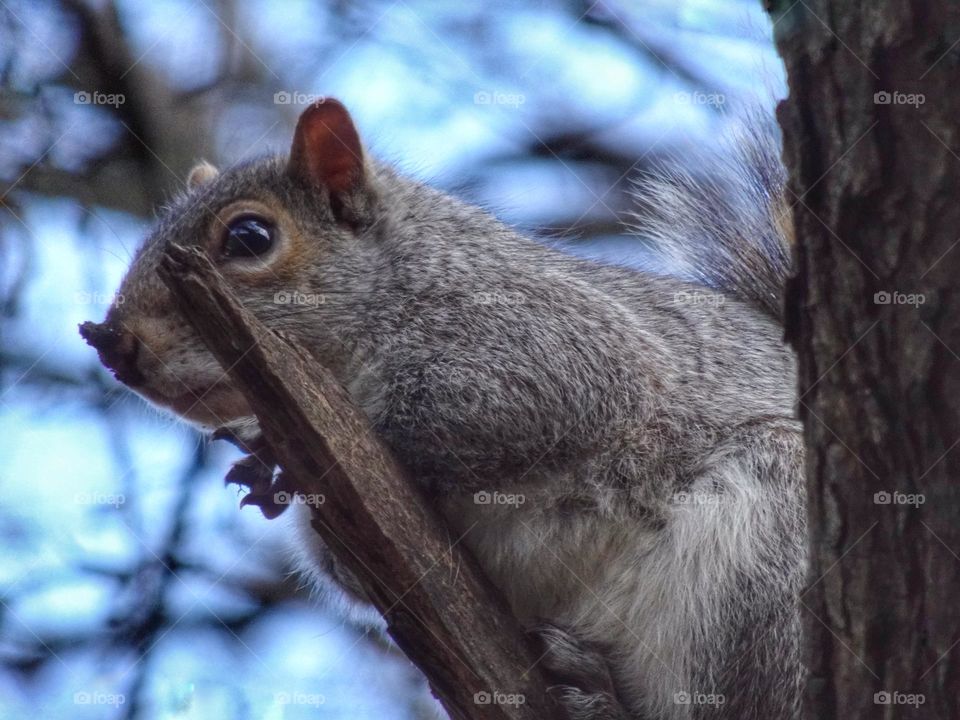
xmin=0 ymin=1 xmax=784 ymax=718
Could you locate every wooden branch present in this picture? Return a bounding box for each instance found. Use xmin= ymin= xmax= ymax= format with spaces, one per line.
xmin=157 ymin=244 xmax=559 ymax=720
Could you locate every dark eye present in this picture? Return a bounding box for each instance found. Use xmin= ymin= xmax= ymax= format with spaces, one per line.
xmin=223 ymin=216 xmax=275 ymax=258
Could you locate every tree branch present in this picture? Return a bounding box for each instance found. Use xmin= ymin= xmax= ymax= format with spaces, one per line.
xmin=157 ymin=244 xmax=560 ymax=720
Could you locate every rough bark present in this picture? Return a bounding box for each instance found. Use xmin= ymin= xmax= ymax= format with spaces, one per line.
xmin=769 ymin=2 xmax=960 ymax=718
xmin=157 ymin=244 xmax=559 ymax=720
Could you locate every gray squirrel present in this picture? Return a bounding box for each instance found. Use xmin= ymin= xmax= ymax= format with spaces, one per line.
xmin=80 ymin=99 xmax=805 ymax=719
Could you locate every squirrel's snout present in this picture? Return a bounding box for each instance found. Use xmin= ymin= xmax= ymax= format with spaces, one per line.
xmin=79 ymin=321 xmax=145 ymax=387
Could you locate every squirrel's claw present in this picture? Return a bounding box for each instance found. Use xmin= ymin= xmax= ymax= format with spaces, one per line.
xmin=237 ymin=472 xmax=298 ymax=520
xmin=239 ymin=490 xmax=286 ymax=520
xmin=224 ymin=454 xmax=274 ymax=494
xmin=215 ymin=428 xmax=292 ymax=520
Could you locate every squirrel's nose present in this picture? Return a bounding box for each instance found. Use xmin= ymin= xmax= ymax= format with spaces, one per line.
xmin=79 ymin=321 xmax=144 ymax=387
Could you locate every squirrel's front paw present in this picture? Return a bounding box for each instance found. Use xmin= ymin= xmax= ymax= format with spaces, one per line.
xmin=530 ymin=622 xmax=633 ymax=720
xmin=216 ymin=427 xmax=294 ymax=519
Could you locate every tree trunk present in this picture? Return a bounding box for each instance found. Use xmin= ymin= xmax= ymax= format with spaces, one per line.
xmin=769 ymin=1 xmax=960 ymax=718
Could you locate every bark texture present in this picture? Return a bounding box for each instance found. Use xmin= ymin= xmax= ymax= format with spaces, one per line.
xmin=157 ymin=244 xmax=559 ymax=720
xmin=769 ymin=2 xmax=960 ymax=718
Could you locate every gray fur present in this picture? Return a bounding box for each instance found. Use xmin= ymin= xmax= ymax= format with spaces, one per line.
xmin=97 ymin=113 xmax=804 ymax=720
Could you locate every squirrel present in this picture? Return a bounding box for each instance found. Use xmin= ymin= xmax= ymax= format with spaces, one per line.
xmin=80 ymin=99 xmax=805 ymax=720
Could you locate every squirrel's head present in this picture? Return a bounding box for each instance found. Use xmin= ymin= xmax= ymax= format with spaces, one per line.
xmin=80 ymin=98 xmax=379 ymax=428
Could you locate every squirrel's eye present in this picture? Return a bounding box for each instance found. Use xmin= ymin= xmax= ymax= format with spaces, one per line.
xmin=223 ymin=216 xmax=275 ymax=258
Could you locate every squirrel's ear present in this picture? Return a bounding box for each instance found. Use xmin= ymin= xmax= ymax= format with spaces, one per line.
xmin=187 ymin=161 xmax=219 ymax=189
xmin=287 ymin=99 xmax=366 ymax=203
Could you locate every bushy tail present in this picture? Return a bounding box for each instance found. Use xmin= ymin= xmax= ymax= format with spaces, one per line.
xmin=630 ymin=115 xmax=793 ymax=322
